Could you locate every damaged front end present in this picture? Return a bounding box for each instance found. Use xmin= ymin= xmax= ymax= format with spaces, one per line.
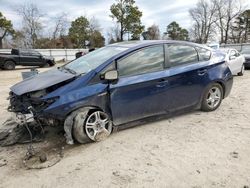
xmin=0 ymin=90 xmax=61 ymax=146
xmin=0 ymin=68 xmax=77 ymax=146
xmin=8 ymin=90 xmax=60 ymax=126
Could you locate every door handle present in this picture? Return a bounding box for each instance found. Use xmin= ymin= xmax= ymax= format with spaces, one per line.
xmin=197 ymin=69 xmax=207 ymax=76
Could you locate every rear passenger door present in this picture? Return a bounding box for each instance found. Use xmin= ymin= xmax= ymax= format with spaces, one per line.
xmin=163 ymin=44 xmax=211 ymax=112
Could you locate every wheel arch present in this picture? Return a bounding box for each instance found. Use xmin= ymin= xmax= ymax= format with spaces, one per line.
xmin=63 ymin=105 xmax=113 ymax=145
xmin=64 ymin=105 xmax=112 ymax=121
xmin=214 ymin=80 xmax=226 ymax=98
xmin=4 ymin=59 xmax=16 ymax=64
xmin=198 ymin=80 xmax=225 ymax=108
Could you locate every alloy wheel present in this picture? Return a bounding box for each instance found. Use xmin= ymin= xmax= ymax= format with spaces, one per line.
xmin=85 ymin=111 xmax=112 ymax=141
xmin=206 ymin=87 xmax=222 ymax=109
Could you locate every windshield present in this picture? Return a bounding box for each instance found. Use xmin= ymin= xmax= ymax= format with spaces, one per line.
xmin=65 ymin=46 xmax=128 ymax=74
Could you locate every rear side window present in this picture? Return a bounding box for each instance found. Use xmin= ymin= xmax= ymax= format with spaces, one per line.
xmin=167 ymin=45 xmax=198 ymax=66
xmin=118 ymin=45 xmax=164 ymax=77
xmin=30 ymin=51 xmax=41 ymax=56
xmin=196 ymin=47 xmax=211 ymax=61
xmin=20 ymin=50 xmax=31 ymax=56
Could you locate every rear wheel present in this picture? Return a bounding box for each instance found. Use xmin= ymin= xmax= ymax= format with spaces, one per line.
xmin=237 ymin=64 xmax=245 ymax=76
xmin=73 ymin=110 xmax=112 ymax=143
xmin=47 ymin=61 xmax=55 ymax=67
xmin=4 ymin=61 xmax=15 ymax=70
xmin=201 ymin=83 xmax=223 ymax=112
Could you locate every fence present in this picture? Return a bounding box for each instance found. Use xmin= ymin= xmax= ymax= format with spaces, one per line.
xmin=0 ymin=48 xmax=89 ymax=61
xmin=220 ymin=43 xmax=250 ymax=51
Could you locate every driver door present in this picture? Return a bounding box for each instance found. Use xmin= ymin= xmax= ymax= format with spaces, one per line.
xmin=109 ymin=45 xmax=169 ymax=125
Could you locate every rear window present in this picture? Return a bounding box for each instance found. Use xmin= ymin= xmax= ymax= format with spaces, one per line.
xmin=167 ymin=44 xmax=198 ymax=66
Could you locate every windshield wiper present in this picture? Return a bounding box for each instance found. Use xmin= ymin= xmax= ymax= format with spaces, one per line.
xmin=59 ymin=66 xmax=77 ymax=75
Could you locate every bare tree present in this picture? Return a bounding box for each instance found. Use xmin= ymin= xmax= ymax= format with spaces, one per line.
xmin=107 ymin=23 xmax=121 ymax=43
xmin=213 ymin=0 xmax=243 ymax=44
xmin=89 ymin=17 xmax=101 ymax=33
xmin=142 ymin=24 xmax=160 ymax=40
xmin=52 ymin=13 xmax=68 ymax=40
xmin=189 ymin=0 xmax=218 ymax=43
xmin=15 ymin=3 xmax=44 ymax=48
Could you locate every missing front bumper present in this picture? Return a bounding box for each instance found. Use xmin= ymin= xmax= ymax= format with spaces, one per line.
xmin=12 ymin=112 xmax=35 ymax=125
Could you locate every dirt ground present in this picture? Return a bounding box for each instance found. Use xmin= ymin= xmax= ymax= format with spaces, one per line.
xmin=0 ymin=66 xmax=250 ymax=188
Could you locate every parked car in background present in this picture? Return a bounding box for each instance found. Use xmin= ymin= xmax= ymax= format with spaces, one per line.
xmin=75 ymin=48 xmax=95 ymax=59
xmin=75 ymin=51 xmax=87 ymax=59
xmin=8 ymin=41 xmax=233 ymax=144
xmin=0 ymin=49 xmax=55 ymax=70
xmin=241 ymin=46 xmax=250 ymax=69
xmin=220 ymin=48 xmax=245 ymax=76
xmin=208 ymin=43 xmax=220 ymax=50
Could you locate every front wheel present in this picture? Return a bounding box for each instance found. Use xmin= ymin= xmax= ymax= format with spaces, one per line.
xmin=4 ymin=61 xmax=15 ymax=70
xmin=73 ymin=110 xmax=113 ymax=143
xmin=201 ymin=83 xmax=223 ymax=112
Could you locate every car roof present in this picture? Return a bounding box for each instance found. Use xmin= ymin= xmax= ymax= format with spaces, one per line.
xmin=108 ymin=40 xmax=211 ymax=50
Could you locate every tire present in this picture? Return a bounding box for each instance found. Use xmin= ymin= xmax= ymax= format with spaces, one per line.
xmin=237 ymin=64 xmax=245 ymax=76
xmin=4 ymin=61 xmax=15 ymax=70
xmin=201 ymin=83 xmax=223 ymax=112
xmin=49 ymin=61 xmax=55 ymax=67
xmin=73 ymin=110 xmax=112 ymax=143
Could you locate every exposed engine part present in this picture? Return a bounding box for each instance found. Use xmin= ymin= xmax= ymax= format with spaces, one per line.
xmin=28 ymin=89 xmax=46 ymax=98
xmin=0 ymin=117 xmax=44 ymax=147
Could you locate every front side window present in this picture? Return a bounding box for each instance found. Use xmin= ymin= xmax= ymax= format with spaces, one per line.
xmin=167 ymin=44 xmax=198 ymax=66
xmin=230 ymin=50 xmax=237 ymax=57
xmin=30 ymin=51 xmax=41 ymax=56
xmin=118 ymin=45 xmax=164 ymax=77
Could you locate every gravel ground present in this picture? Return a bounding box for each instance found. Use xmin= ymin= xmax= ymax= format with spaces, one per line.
xmin=0 ymin=67 xmax=249 ymax=188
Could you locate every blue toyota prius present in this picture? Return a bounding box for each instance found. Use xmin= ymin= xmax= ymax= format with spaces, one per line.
xmin=9 ymin=40 xmax=233 ymax=144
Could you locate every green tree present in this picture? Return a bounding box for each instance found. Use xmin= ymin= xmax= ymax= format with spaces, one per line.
xmin=0 ymin=12 xmax=14 ymax=49
xmin=68 ymin=16 xmax=90 ymax=48
xmin=89 ymin=30 xmax=105 ymax=48
xmin=110 ymin=0 xmax=144 ymax=41
xmin=166 ymin=21 xmax=189 ymax=41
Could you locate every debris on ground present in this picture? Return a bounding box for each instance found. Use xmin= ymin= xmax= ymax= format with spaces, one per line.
xmin=0 ymin=157 xmax=7 ymax=167
xmin=23 ymin=146 xmax=64 ymax=169
xmin=0 ymin=116 xmax=65 ymax=169
xmin=230 ymin=151 xmax=239 ymax=158
xmin=0 ymin=117 xmax=44 ymax=147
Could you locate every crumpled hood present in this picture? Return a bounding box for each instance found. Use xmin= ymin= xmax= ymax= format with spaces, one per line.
xmin=11 ymin=68 xmax=75 ymax=95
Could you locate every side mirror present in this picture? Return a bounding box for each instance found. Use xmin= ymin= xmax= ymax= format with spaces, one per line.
xmin=230 ymin=55 xmax=236 ymax=60
xmin=104 ymin=70 xmax=118 ymax=81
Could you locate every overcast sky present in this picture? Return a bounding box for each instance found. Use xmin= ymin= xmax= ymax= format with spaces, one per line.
xmin=1 ymin=0 xmax=250 ymax=37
